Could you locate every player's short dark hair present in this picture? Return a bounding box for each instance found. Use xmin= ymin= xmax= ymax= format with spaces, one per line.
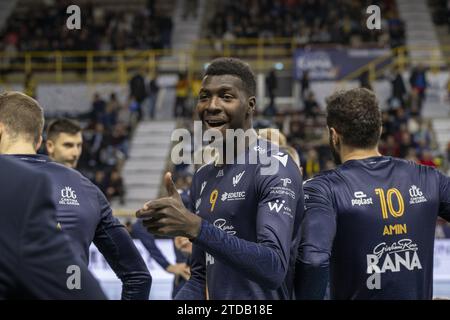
xmin=0 ymin=91 xmax=44 ymax=147
xmin=326 ymin=88 xmax=382 ymax=148
xmin=46 ymin=118 xmax=82 ymax=141
xmin=204 ymin=57 xmax=256 ymax=96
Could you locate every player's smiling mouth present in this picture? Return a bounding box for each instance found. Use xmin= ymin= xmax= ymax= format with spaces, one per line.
xmin=204 ymin=118 xmax=228 ymax=129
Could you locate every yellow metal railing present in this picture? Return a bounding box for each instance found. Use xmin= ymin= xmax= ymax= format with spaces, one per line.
xmin=0 ymin=38 xmax=305 ymax=85
xmin=338 ymin=45 xmax=450 ymax=86
xmin=1 ymin=39 xmax=450 ymax=86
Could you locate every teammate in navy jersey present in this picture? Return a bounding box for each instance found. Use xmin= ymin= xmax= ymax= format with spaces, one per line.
xmin=45 ymin=118 xmax=83 ymax=169
xmin=0 ymin=92 xmax=151 ymax=300
xmin=137 ymin=58 xmax=304 ymax=299
xmin=295 ymin=88 xmax=450 ymax=300
xmin=0 ymin=156 xmax=106 ymax=299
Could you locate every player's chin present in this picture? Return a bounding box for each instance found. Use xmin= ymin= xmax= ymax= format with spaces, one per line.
xmin=204 ymin=123 xmax=230 ymax=140
xmin=65 ymin=161 xmax=75 ymax=168
xmin=69 ymin=162 xmax=79 ymax=168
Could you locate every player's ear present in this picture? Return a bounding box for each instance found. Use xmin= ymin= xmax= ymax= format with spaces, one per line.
xmin=247 ymin=96 xmax=256 ymax=118
xmin=329 ymin=127 xmax=339 ymax=145
xmin=46 ymin=139 xmax=54 ymax=154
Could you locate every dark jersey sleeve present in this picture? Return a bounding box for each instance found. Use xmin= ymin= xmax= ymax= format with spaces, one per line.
xmin=193 ymin=159 xmax=302 ymax=289
xmin=131 ymin=220 xmax=170 ymax=270
xmin=295 ymin=176 xmax=335 ymax=299
xmin=19 ymin=173 xmax=106 ymax=300
xmin=438 ymin=170 xmax=450 ymax=222
xmin=174 ymin=180 xmax=206 ymax=300
xmin=93 ymin=188 xmax=152 ymax=300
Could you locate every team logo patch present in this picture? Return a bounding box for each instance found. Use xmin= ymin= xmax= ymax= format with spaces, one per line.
xmin=232 ymin=171 xmax=245 ymax=187
xmin=281 ymin=178 xmax=291 ymax=187
xmin=59 ymin=186 xmax=79 ymax=206
xmin=221 ymin=191 xmax=246 ymax=201
xmin=268 ymin=199 xmax=293 ymax=218
xmin=273 ymin=152 xmax=288 ymax=167
xmin=351 ymin=191 xmax=373 ymax=206
xmin=409 ymin=185 xmax=427 ymax=204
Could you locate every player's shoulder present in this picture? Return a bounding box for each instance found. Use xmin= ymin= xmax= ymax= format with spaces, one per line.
xmin=256 ymin=140 xmax=299 ymax=172
xmin=46 ymin=161 xmax=91 ymax=181
xmin=0 ymin=156 xmax=37 ymax=175
xmin=303 ymin=169 xmax=337 ymax=192
xmin=391 ymin=156 xmax=440 ymax=177
xmin=45 ymin=161 xmax=101 ymax=192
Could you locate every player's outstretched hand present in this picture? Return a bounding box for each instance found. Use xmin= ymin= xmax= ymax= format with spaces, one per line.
xmin=136 ymin=172 xmax=201 ymax=239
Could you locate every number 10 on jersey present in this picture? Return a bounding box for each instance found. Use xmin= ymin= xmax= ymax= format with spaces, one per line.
xmin=375 ymin=188 xmax=405 ymax=219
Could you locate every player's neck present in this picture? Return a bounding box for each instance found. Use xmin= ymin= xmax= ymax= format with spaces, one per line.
xmin=341 ymin=147 xmax=381 ymax=163
xmin=0 ymin=141 xmax=36 ymax=155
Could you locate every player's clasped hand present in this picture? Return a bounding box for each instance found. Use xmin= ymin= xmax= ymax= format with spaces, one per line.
xmin=136 ymin=172 xmax=202 ymax=239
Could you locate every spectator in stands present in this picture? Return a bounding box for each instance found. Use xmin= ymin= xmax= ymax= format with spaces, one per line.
xmin=117 ymin=98 xmax=132 ymax=126
xmin=380 ymin=135 xmax=400 ymax=157
xmin=205 ymin=0 xmax=404 ymax=48
xmin=389 ymin=66 xmax=407 ymax=106
xmin=264 ymin=69 xmax=278 ymax=116
xmin=90 ymin=123 xmax=106 ymax=163
xmin=419 ymin=149 xmax=437 ymax=168
xmin=102 ymin=93 xmax=119 ymax=131
xmin=174 ymin=73 xmax=189 ymax=118
xmin=304 ymin=148 xmax=321 ymax=179
xmin=147 ymin=73 xmax=159 ymax=119
xmin=159 ymin=15 xmax=174 ymax=49
xmin=303 ymin=91 xmax=320 ymax=118
xmin=130 ymin=71 xmax=147 ymax=121
xmin=91 ymin=93 xmax=107 ymax=122
xmin=359 ymin=70 xmax=373 ymax=91
xmin=409 ymin=64 xmax=428 ymax=112
xmin=300 ymin=70 xmax=310 ymax=101
xmin=128 ymin=95 xmax=141 ymax=129
xmin=106 ymin=168 xmax=125 ymax=204
xmin=398 ymin=130 xmax=413 ymax=159
xmin=2 ymin=2 xmax=173 ymax=52
xmin=111 ymin=123 xmax=130 ymax=158
xmin=405 ymin=148 xmax=419 ymax=163
xmin=94 ymin=170 xmax=108 ymax=195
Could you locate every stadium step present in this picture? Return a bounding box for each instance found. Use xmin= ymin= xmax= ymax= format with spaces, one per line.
xmin=170 ymin=0 xmax=206 ymax=51
xmin=117 ymin=120 xmax=176 ymax=211
xmin=431 ymin=118 xmax=450 ymax=153
xmin=128 ymin=148 xmax=170 ymax=159
xmin=396 ymin=0 xmax=444 ymax=67
xmin=123 ymin=163 xmax=167 ymax=173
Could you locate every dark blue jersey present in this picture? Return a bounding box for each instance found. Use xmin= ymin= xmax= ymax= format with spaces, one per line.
xmin=296 ymin=156 xmax=450 ymax=300
xmin=176 ymin=139 xmax=304 ymax=300
xmin=6 ymin=154 xmax=151 ymax=300
xmin=0 ymin=156 xmax=106 ymax=299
